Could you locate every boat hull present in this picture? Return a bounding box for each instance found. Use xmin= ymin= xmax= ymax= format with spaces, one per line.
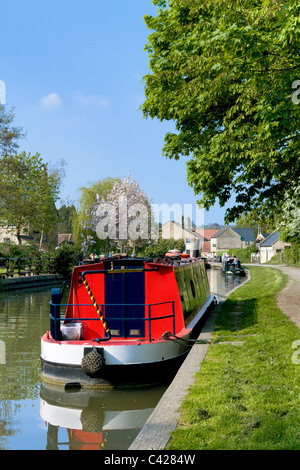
xmin=40 ymin=349 xmax=189 ymax=388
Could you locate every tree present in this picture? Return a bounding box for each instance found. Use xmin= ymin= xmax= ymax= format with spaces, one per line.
xmin=0 ymin=104 xmax=26 ymax=155
xmin=0 ymin=152 xmax=61 ymax=244
xmin=142 ymin=0 xmax=300 ymax=222
xmin=278 ymin=187 xmax=300 ymax=243
xmin=73 ymin=177 xmax=121 ymax=255
xmin=57 ymin=201 xmax=77 ymax=233
xmin=92 ymin=174 xmax=154 ymax=256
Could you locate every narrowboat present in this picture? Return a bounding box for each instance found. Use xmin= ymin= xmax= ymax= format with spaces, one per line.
xmin=40 ymin=255 xmax=216 ymax=388
xmin=221 ymin=258 xmax=246 ymax=276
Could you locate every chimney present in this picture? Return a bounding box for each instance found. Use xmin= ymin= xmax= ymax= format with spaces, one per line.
xmin=185 ymin=215 xmax=192 ymax=230
xmin=179 ymin=214 xmax=184 ymax=228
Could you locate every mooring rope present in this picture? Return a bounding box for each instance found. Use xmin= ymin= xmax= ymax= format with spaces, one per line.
xmin=161 ymin=331 xmax=210 ymax=345
xmin=80 ymin=274 xmax=111 ymax=340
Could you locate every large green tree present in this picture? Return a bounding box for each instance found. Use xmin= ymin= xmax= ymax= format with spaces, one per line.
xmin=142 ymin=0 xmax=300 ymax=222
xmin=0 ymin=152 xmax=61 ymax=244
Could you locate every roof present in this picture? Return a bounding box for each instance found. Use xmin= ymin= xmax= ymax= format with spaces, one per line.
xmin=195 ymin=229 xmax=219 ymax=240
xmin=210 ymin=227 xmax=228 ymax=238
xmin=58 ymin=233 xmax=74 ymax=245
xmin=233 ymin=228 xmax=255 ymax=242
xmin=211 ymin=227 xmax=255 ymax=242
xmin=260 ymin=232 xmax=280 ymax=247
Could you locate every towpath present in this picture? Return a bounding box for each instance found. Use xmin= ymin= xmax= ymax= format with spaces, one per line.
xmin=274 ymin=265 xmax=300 ymax=329
xmin=244 ymin=264 xmax=300 ymax=329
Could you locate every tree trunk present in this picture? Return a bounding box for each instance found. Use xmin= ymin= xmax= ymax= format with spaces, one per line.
xmin=16 ymin=230 xmax=22 ymax=245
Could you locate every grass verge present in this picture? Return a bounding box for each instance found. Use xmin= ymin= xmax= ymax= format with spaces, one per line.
xmin=166 ymin=267 xmax=300 ymax=450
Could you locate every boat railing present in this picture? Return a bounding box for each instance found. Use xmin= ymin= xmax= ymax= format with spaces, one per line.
xmin=49 ymin=294 xmax=176 ymax=343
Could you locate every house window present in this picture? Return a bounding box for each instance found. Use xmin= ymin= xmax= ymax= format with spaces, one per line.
xmin=186 ymin=238 xmax=190 ymax=243
xmin=3 ymin=238 xmax=10 ymax=244
xmin=212 ymin=243 xmax=216 ymax=247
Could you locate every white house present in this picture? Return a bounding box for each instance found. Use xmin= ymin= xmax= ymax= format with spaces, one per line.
xmin=259 ymin=232 xmax=290 ymax=264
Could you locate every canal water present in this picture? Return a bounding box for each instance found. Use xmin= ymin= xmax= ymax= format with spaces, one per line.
xmin=0 ymin=268 xmax=245 ymax=450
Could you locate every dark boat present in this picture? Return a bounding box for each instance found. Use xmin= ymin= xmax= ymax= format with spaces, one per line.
xmin=40 ymin=255 xmax=216 ymax=388
xmin=221 ymin=257 xmax=246 ymax=276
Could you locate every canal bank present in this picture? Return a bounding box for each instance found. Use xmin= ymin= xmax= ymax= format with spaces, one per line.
xmin=129 ymin=271 xmax=251 ymax=450
xmin=131 ymin=265 xmax=300 ymax=451
xmin=0 ymin=274 xmax=66 ymax=291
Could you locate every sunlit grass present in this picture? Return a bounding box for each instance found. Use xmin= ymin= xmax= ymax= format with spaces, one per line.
xmin=167 ymin=267 xmax=300 ymax=450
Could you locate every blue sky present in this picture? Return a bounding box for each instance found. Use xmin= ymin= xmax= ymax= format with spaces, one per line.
xmin=1 ymin=0 xmax=231 ymax=225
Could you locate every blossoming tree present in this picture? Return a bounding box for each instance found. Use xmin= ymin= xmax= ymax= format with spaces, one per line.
xmin=93 ymin=174 xmax=156 ymax=256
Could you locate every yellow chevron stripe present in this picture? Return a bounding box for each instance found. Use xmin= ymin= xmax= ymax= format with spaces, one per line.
xmin=82 ymin=275 xmax=110 ymax=334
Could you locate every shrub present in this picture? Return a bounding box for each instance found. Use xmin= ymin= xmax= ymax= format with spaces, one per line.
xmin=137 ymin=238 xmax=185 ymax=258
xmin=52 ymin=245 xmax=82 ymax=277
xmin=228 ymin=246 xmax=257 ymax=263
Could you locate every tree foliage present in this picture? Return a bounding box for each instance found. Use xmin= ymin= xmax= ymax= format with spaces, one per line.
xmin=278 ymin=186 xmax=300 ymax=242
xmin=0 ymin=104 xmax=26 ymax=154
xmin=0 ymin=152 xmax=61 ymax=244
xmin=57 ymin=202 xmax=77 ymax=233
xmin=94 ymin=174 xmax=154 ymax=255
xmin=142 ymin=0 xmax=300 ymax=222
xmin=73 ymin=177 xmax=121 ymax=254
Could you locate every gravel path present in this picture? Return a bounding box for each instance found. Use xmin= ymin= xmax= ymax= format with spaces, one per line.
xmin=275 ymin=266 xmax=300 ymax=329
xmin=245 ymin=264 xmax=300 ymax=329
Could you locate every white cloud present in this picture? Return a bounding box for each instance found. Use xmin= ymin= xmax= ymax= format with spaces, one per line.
xmin=74 ymin=91 xmax=110 ymax=108
xmin=40 ymin=92 xmax=62 ymax=110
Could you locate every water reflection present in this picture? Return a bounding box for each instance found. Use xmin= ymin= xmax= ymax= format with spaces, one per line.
xmin=207 ymin=267 xmax=246 ymax=301
xmin=40 ymin=383 xmax=166 ymax=450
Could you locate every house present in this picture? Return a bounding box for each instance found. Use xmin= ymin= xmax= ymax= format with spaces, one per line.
xmin=256 ymin=232 xmax=270 ymax=249
xmin=0 ymin=225 xmax=34 ymax=245
xmin=210 ymin=227 xmax=256 ymax=253
xmin=162 ymin=216 xmax=205 ymax=257
xmin=195 ymin=229 xmax=219 ymax=255
xmin=259 ymin=232 xmax=290 ymax=264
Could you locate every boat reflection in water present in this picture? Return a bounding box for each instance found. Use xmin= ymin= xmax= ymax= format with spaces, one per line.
xmin=40 ymin=382 xmax=166 ymax=450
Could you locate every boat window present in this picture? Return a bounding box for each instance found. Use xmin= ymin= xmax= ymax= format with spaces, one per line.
xmin=130 ymin=329 xmax=140 ymax=336
xmin=110 ymin=329 xmax=120 ymax=336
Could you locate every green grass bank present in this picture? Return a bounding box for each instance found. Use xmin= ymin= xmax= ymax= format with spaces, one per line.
xmin=167 ymin=267 xmax=300 ymax=450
